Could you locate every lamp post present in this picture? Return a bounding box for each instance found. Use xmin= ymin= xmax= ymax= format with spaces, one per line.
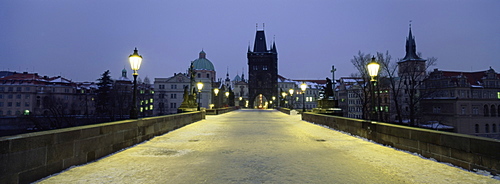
xmin=225 ymin=91 xmax=229 ymax=107
xmin=239 ymin=96 xmax=243 ymax=107
xmin=213 ymin=88 xmax=219 ymax=108
xmin=289 ymin=88 xmax=294 ymax=109
xmin=197 ymin=81 xmax=203 ymax=111
xmin=272 ymin=96 xmax=276 ymax=108
xmin=300 ymin=83 xmax=307 ymax=112
xmin=367 ymin=56 xmax=380 ymax=121
xmin=129 ymin=48 xmax=142 ymax=119
xmin=281 ymin=92 xmax=287 ymax=108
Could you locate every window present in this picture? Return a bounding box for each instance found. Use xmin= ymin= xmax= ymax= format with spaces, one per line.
xmin=461 ymin=107 xmax=466 ymax=115
xmin=25 ymin=87 xmax=30 ymax=91
xmin=16 ymin=87 xmax=21 ymax=92
xmin=25 ymin=102 xmax=29 ymax=107
xmin=171 ymin=85 xmax=177 ymax=89
xmin=197 ymin=73 xmax=201 ymax=78
xmin=473 ymin=107 xmax=479 ymax=115
xmin=16 ymin=102 xmax=21 ymax=107
xmin=8 ymin=95 xmax=13 ymax=99
xmin=490 ymin=105 xmax=496 ymax=116
xmin=7 ymin=102 xmax=12 ymax=107
xmin=170 ymin=94 xmax=177 ymax=99
xmin=493 ymin=124 xmax=497 ymax=133
xmin=170 ymin=103 xmax=177 ymax=108
xmin=475 ymin=124 xmax=479 ymax=133
xmin=207 ymin=74 xmax=210 ymax=78
xmin=8 ymin=87 xmax=13 ymax=92
xmin=484 ymin=105 xmax=489 ymax=117
xmin=0 ymin=94 xmax=2 ymax=99
xmin=485 ymin=124 xmax=490 ymax=133
xmin=433 ymin=106 xmax=441 ymax=113
xmin=16 ymin=94 xmax=21 ymax=99
xmin=0 ymin=102 xmax=3 ymax=107
xmin=159 ymin=85 xmax=165 ymax=89
xmin=253 ymin=66 xmax=258 ymax=70
xmin=263 ymin=65 xmax=268 ymax=70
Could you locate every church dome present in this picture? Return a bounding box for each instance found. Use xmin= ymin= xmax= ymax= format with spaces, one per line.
xmin=233 ymin=74 xmax=241 ymax=82
xmin=192 ymin=50 xmax=215 ymax=71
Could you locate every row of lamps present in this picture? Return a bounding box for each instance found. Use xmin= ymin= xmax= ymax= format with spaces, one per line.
xmin=127 ymin=48 xmax=379 ymax=119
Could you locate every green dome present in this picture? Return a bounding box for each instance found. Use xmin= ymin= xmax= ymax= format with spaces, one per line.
xmin=192 ymin=50 xmax=215 ymax=71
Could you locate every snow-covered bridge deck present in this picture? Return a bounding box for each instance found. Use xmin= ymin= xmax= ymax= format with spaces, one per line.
xmin=38 ymin=109 xmax=497 ymax=183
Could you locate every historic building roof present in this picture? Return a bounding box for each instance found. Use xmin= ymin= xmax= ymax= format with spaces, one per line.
xmin=192 ymin=50 xmax=215 ymax=71
xmin=428 ymin=68 xmax=500 ymax=87
xmin=400 ymin=27 xmax=426 ymax=63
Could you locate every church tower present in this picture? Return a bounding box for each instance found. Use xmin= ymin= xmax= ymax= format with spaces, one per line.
xmin=398 ymin=25 xmax=427 ymax=77
xmin=247 ymin=28 xmax=278 ymax=108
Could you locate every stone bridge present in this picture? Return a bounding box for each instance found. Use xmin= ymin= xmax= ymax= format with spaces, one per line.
xmin=1 ymin=109 xmax=499 ymax=183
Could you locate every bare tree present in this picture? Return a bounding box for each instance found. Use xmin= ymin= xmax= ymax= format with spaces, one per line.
xmin=377 ymin=51 xmax=403 ymax=123
xmin=397 ymin=53 xmax=437 ymax=126
xmin=350 ymin=51 xmax=373 ymax=120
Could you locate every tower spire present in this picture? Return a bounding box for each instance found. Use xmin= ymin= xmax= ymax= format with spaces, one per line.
xmin=401 ymin=23 xmax=424 ymax=62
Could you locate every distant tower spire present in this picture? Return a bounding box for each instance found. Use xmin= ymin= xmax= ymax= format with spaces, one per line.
xmin=401 ymin=23 xmax=424 ymax=62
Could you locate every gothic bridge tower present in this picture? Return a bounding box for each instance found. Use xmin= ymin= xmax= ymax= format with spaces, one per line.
xmin=247 ymin=29 xmax=278 ymax=108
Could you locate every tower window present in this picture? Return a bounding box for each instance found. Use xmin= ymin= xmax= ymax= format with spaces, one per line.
xmin=263 ymin=65 xmax=268 ymax=70
xmin=253 ymin=66 xmax=258 ymax=70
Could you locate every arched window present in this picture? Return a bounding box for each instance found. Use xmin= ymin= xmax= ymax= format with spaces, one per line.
xmin=197 ymin=73 xmax=201 ymax=78
xmin=475 ymin=124 xmax=479 ymax=133
xmin=485 ymin=124 xmax=490 ymax=133
xmin=493 ymin=124 xmax=497 ymax=133
xmin=491 ymin=105 xmax=496 ymax=116
xmin=498 ymin=105 xmax=500 ymax=117
xmin=484 ymin=105 xmax=489 ymax=117
xmin=206 ymin=74 xmax=210 ymax=78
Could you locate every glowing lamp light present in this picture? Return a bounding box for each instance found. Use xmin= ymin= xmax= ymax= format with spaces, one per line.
xmin=225 ymin=91 xmax=229 ymax=97
xmin=367 ymin=56 xmax=380 ymax=81
xmin=197 ymin=81 xmax=203 ymax=92
xmin=129 ymin=48 xmax=143 ymax=74
xmin=300 ymin=83 xmax=307 ymax=92
xmin=214 ymin=88 xmax=219 ymax=96
xmin=289 ymin=89 xmax=294 ymax=96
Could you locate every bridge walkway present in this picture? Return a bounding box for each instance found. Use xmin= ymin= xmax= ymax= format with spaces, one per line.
xmin=38 ymin=109 xmax=497 ymax=183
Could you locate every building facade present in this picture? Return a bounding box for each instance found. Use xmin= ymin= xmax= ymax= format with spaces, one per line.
xmin=154 ymin=50 xmax=216 ymax=115
xmin=421 ymin=68 xmax=500 ymax=138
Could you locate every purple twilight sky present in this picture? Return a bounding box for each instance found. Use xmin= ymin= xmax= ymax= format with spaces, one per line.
xmin=1 ymin=0 xmax=499 ymax=82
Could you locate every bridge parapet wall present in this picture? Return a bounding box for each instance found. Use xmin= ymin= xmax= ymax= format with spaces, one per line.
xmin=0 ymin=111 xmax=205 ymax=184
xmin=206 ymin=107 xmax=237 ymax=115
xmin=277 ymin=107 xmax=291 ymax=115
xmin=302 ymin=112 xmax=500 ymax=175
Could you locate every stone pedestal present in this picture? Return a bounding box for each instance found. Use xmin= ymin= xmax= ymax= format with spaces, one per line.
xmin=312 ymin=99 xmax=343 ymax=116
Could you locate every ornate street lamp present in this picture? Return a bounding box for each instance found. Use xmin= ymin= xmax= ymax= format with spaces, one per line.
xmin=289 ymin=88 xmax=294 ymax=109
xmin=300 ymin=83 xmax=307 ymax=112
xmin=213 ymin=88 xmax=219 ymax=108
xmin=225 ymin=91 xmax=229 ymax=107
xmin=367 ymin=56 xmax=380 ymax=121
xmin=281 ymin=91 xmax=287 ymax=108
xmin=129 ymin=48 xmax=142 ymax=119
xmin=197 ymin=81 xmax=203 ymax=111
